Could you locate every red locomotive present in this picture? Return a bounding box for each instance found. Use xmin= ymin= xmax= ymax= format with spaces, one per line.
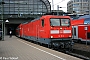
xmin=16 ymin=24 xmax=23 ymax=37
xmin=16 ymin=15 xmax=73 ymax=50
xmin=71 ymin=18 xmax=90 ymax=43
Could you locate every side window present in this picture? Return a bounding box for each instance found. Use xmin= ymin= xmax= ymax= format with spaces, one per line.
xmin=41 ymin=19 xmax=44 ymax=27
xmin=74 ymin=27 xmax=76 ymax=36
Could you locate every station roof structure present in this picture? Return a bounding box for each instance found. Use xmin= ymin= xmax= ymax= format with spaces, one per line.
xmin=41 ymin=0 xmax=51 ymax=12
xmin=0 ymin=0 xmax=51 ymax=19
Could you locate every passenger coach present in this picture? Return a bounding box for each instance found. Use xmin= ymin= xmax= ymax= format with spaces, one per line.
xmin=72 ymin=18 xmax=90 ymax=43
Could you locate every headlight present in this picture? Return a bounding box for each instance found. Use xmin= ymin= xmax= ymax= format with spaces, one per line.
xmin=60 ymin=28 xmax=62 ymax=30
xmin=69 ymin=35 xmax=71 ymax=37
xmin=51 ymin=36 xmax=53 ymax=38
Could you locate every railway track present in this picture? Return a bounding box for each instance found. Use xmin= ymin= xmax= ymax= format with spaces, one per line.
xmin=66 ymin=51 xmax=90 ymax=60
xmin=51 ymin=49 xmax=89 ymax=60
xmin=57 ymin=43 xmax=90 ymax=60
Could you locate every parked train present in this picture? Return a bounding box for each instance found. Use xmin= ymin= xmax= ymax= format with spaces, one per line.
xmin=71 ymin=18 xmax=90 ymax=43
xmin=16 ymin=15 xmax=73 ymax=50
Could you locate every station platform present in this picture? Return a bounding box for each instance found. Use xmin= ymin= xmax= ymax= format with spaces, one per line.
xmin=0 ymin=36 xmax=82 ymax=60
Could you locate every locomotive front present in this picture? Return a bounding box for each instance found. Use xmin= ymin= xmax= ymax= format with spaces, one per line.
xmin=48 ymin=16 xmax=73 ymax=50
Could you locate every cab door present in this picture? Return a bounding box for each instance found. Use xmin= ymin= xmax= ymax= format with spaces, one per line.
xmin=39 ymin=19 xmax=45 ymax=38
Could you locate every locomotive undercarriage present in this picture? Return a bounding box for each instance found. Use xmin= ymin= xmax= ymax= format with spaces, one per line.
xmin=50 ymin=39 xmax=74 ymax=51
xmin=22 ymin=35 xmax=74 ymax=51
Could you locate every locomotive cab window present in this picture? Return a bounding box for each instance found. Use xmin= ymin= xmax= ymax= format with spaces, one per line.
xmin=50 ymin=18 xmax=60 ymax=26
xmin=41 ymin=19 xmax=44 ymax=27
xmin=61 ymin=19 xmax=70 ymax=26
xmin=50 ymin=18 xmax=70 ymax=26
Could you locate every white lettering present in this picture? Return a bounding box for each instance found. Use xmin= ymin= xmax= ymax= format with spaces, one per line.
xmin=0 ymin=57 xmax=18 ymax=60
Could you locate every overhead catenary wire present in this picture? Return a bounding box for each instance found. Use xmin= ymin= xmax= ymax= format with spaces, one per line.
xmin=54 ymin=0 xmax=66 ymax=5
xmin=52 ymin=0 xmax=66 ymax=10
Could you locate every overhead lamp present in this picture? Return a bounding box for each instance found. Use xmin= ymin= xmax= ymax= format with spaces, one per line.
xmin=5 ymin=20 xmax=9 ymax=23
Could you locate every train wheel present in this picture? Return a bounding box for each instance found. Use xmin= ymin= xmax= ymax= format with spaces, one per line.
xmin=39 ymin=43 xmax=43 ymax=46
xmin=49 ymin=43 xmax=54 ymax=49
xmin=68 ymin=45 xmax=73 ymax=52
